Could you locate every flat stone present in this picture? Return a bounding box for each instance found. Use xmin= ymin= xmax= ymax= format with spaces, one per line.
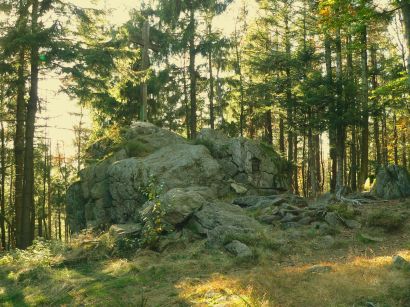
xmin=325 ymin=212 xmax=343 ymax=227
xmin=359 ymin=233 xmax=383 ymax=243
xmin=392 ymin=255 xmax=410 ymax=269
xmin=344 ymin=219 xmax=361 ymax=229
xmin=306 ymin=265 xmax=332 ymax=273
xmin=230 ymin=182 xmax=248 ymax=194
xmin=225 ymin=240 xmax=252 ymax=258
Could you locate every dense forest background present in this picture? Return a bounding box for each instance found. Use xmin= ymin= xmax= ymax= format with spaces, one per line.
xmin=0 ymin=0 xmax=409 ymax=250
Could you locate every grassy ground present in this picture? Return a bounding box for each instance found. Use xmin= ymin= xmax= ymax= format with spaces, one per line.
xmin=1 ymin=199 xmax=410 ymax=306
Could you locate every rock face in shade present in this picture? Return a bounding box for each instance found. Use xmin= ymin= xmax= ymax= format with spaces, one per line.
xmin=197 ymin=129 xmax=290 ymax=194
xmin=371 ymin=165 xmax=410 ymax=199
xmin=66 ymin=122 xmax=290 ymax=249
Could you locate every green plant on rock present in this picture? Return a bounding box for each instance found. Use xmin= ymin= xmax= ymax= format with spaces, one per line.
xmin=139 ymin=175 xmax=168 ymax=249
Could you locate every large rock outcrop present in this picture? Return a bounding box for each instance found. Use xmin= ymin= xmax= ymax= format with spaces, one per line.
xmin=371 ymin=165 xmax=410 ymax=199
xmin=66 ymin=122 xmax=290 ymax=236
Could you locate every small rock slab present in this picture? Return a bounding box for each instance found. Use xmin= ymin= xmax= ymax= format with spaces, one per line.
xmin=392 ymin=255 xmax=410 ymax=269
xmin=359 ymin=233 xmax=383 ymax=243
xmin=230 ymin=182 xmax=248 ymax=195
xmin=306 ymin=265 xmax=333 ymax=274
xmin=109 ymin=223 xmax=142 ymax=239
xmin=344 ymin=219 xmax=361 ymax=229
xmin=225 ymin=240 xmax=252 ymax=258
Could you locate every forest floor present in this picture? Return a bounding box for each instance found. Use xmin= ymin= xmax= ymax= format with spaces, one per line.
xmin=1 ymin=199 xmax=410 ymax=307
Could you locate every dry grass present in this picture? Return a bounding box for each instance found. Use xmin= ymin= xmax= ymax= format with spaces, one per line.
xmin=1 ymin=199 xmax=410 ymax=306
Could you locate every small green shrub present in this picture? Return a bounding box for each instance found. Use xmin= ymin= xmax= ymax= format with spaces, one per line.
xmin=366 ymin=209 xmax=407 ymax=232
xmin=139 ymin=176 xmax=169 ymax=249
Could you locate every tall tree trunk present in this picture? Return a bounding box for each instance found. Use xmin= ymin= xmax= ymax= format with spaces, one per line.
xmin=279 ymin=116 xmax=285 ymax=155
xmin=393 ymin=113 xmax=399 ymax=165
xmin=47 ymin=143 xmax=52 ymax=240
xmin=285 ymin=13 xmax=293 ymax=192
xmin=302 ymin=134 xmax=307 ymax=197
xmin=20 ymin=0 xmax=40 ymax=248
xmin=294 ymin=134 xmax=299 ymax=195
xmin=359 ymin=25 xmax=369 ymax=190
xmin=324 ymin=34 xmax=336 ymax=192
xmin=308 ymin=126 xmax=318 ymax=197
xmin=216 ymin=61 xmax=224 ymax=126
xmin=188 ymin=5 xmax=197 ymax=139
xmin=14 ymin=47 xmax=26 ymax=249
xmin=402 ymin=127 xmax=407 ymax=168
xmin=234 ymin=26 xmax=245 ymax=137
xmin=370 ymin=46 xmax=381 ymax=168
xmin=400 ymin=1 xmax=410 ymax=79
xmin=0 ymin=120 xmax=6 ymax=248
xmin=182 ymin=53 xmax=190 ymax=139
xmin=265 ymin=109 xmax=273 ymax=144
xmin=208 ymin=23 xmax=215 ymax=129
xmin=382 ymin=110 xmax=388 ymax=164
xmin=335 ymin=27 xmax=344 ymax=193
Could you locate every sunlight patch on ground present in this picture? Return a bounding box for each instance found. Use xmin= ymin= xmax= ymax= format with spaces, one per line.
xmin=176 ymin=273 xmax=269 ymax=306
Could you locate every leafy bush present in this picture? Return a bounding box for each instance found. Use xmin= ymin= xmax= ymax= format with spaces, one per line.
xmin=139 ymin=176 xmax=169 ymax=249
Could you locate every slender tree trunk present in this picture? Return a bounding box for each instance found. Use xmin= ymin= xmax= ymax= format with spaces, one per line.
xmin=315 ymin=134 xmax=321 ymax=193
xmin=400 ymin=1 xmax=410 ymax=80
xmin=324 ymin=35 xmax=336 ymax=192
xmin=335 ymin=27 xmax=345 ymax=193
xmin=359 ymin=25 xmax=369 ymax=190
xmin=279 ymin=116 xmax=285 ymax=155
xmin=0 ymin=120 xmax=6 ymax=248
xmin=234 ymin=26 xmax=245 ymax=137
xmin=182 ymin=53 xmax=190 ymax=139
xmin=370 ymin=46 xmax=382 ymax=168
xmin=294 ymin=134 xmax=299 ymax=195
xmin=382 ymin=110 xmax=388 ymax=164
xmin=302 ymin=134 xmax=307 ymax=197
xmin=308 ymin=127 xmax=318 ymax=197
xmin=47 ymin=143 xmax=52 ymax=240
xmin=188 ymin=5 xmax=197 ymax=139
xmin=402 ymin=124 xmax=407 ymax=168
xmin=14 ymin=47 xmax=26 ymax=249
xmin=265 ymin=109 xmax=273 ymax=144
xmin=393 ymin=113 xmax=399 ymax=165
xmin=285 ymin=13 xmax=293 ymax=192
xmin=20 ymin=0 xmax=39 ymax=248
xmin=216 ymin=62 xmax=224 ymax=126
xmin=207 ymin=24 xmax=215 ymax=129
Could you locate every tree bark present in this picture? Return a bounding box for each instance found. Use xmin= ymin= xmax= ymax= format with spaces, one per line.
xmin=0 ymin=120 xmax=6 ymax=248
xmin=21 ymin=0 xmax=39 ymax=248
xmin=359 ymin=25 xmax=369 ymax=190
xmin=207 ymin=23 xmax=215 ymax=129
xmin=324 ymin=34 xmax=336 ymax=192
xmin=400 ymin=1 xmax=410 ymax=80
xmin=188 ymin=4 xmax=197 ymax=139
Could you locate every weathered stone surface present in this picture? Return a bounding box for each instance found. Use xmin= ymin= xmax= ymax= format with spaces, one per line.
xmin=66 ymin=182 xmax=86 ymax=233
xmin=67 ymin=123 xmax=290 ymax=241
xmin=230 ymin=182 xmax=248 ymax=194
xmin=109 ymin=223 xmax=142 ymax=240
xmin=187 ymin=202 xmax=261 ymax=245
xmin=225 ymin=240 xmax=252 ymax=258
xmin=143 ymin=187 xmax=209 ymax=227
xmin=198 ymin=129 xmax=290 ymax=192
xmin=371 ymin=165 xmax=410 ymax=199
